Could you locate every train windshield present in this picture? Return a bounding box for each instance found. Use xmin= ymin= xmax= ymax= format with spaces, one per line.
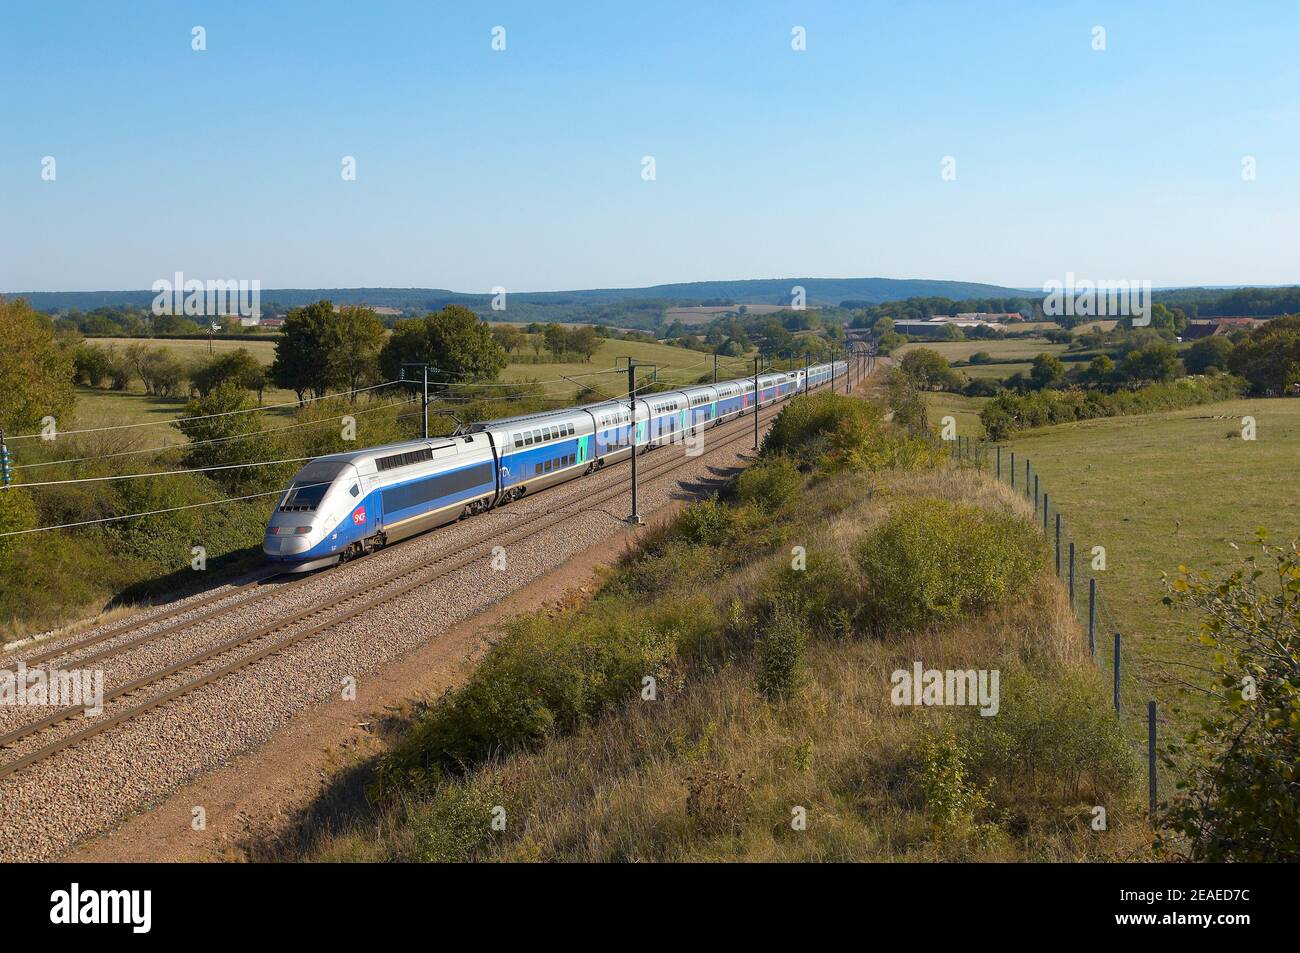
xmin=280 ymin=460 xmax=351 ymax=511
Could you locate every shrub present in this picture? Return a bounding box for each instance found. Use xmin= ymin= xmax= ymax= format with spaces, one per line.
xmin=404 ymin=781 xmax=504 ymax=862
xmin=914 ymin=730 xmax=1000 ymax=846
xmin=376 ymin=598 xmax=712 ymax=795
xmin=675 ymin=496 xmax=734 ymax=546
xmin=734 ymin=455 xmax=801 ymax=510
xmin=961 ymin=670 xmax=1138 ymax=804
xmin=1158 ymin=536 xmax=1300 ymax=861
xmin=685 ymin=769 xmax=751 ymax=835
xmin=754 ymin=600 xmax=808 ymax=701
xmin=854 ymin=499 xmax=1042 ymax=632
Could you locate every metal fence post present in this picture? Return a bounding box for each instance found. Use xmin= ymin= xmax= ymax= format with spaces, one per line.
xmin=1113 ymin=633 xmax=1122 ymax=712
xmin=1068 ymin=541 xmax=1075 ymax=608
xmin=1054 ymin=512 xmax=1061 ymax=575
xmin=1042 ymin=490 xmax=1048 ymax=531
xmin=1088 ymin=579 xmax=1096 ymax=659
xmin=1026 ymin=460 xmax=1031 ymax=499
xmin=1147 ymin=700 xmax=1158 ymax=821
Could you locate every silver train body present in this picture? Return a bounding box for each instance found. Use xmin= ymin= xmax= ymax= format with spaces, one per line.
xmin=264 ymin=361 xmax=845 ymax=571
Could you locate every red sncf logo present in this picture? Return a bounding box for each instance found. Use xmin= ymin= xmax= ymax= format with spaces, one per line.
xmin=352 ymin=506 xmax=366 ymax=525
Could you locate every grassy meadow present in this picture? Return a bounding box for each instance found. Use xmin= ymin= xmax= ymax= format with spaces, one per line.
xmin=1002 ymin=397 xmax=1300 ymax=720
xmin=895 ymin=337 xmax=1065 ymax=365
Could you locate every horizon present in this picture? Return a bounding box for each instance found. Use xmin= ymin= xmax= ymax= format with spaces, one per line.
xmin=5 ymin=1 xmax=1300 ymax=292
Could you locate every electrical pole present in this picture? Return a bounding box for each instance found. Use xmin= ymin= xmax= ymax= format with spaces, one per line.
xmin=619 ymin=357 xmax=656 ymax=525
xmin=753 ymin=356 xmax=761 ymax=450
xmin=401 ymin=363 xmax=434 ymax=439
xmin=628 ymin=360 xmax=641 ymax=524
xmin=713 ymin=352 xmax=718 ymax=385
xmin=804 ymin=352 xmax=810 ymax=394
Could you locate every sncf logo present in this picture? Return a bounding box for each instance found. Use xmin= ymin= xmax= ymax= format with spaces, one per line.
xmin=352 ymin=507 xmax=366 ymax=525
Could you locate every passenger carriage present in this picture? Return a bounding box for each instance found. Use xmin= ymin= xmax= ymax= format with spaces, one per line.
xmin=264 ymin=361 xmax=843 ymax=571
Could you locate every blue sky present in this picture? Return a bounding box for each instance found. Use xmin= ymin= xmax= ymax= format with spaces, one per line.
xmin=3 ymin=0 xmax=1299 ymax=293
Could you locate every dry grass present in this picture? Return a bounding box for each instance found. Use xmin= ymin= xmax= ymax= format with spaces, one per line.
xmin=277 ymin=466 xmax=1148 ymax=863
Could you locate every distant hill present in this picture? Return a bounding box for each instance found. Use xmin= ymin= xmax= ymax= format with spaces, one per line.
xmin=10 ymin=277 xmax=1032 ymax=313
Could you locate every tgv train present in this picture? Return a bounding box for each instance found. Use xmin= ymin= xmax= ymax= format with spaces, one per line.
xmin=264 ymin=361 xmax=844 ymax=571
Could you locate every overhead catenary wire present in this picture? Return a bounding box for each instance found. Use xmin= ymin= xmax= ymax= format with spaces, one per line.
xmin=13 ymin=395 xmax=421 ymax=471
xmin=11 ymin=455 xmax=319 ymax=489
xmin=0 ymin=485 xmax=321 ymax=538
xmin=2 ymin=378 xmax=407 ymax=442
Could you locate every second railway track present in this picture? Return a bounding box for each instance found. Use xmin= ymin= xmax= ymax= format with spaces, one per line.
xmin=0 ymin=390 xmax=809 ymax=781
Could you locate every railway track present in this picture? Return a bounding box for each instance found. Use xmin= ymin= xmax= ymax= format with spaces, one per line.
xmin=0 ymin=389 xmax=814 ymax=781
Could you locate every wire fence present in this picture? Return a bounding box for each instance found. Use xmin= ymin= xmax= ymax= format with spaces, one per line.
xmin=943 ymin=433 xmax=1167 ymax=818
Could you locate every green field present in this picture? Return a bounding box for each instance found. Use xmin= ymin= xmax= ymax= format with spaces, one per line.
xmin=1002 ymin=398 xmax=1300 ymax=721
xmin=500 ymin=338 xmax=757 ymax=399
xmin=896 ymin=337 xmax=1065 ymax=364
xmin=96 ymin=336 xmax=279 ymax=361
xmin=73 ymin=336 xmax=759 ymax=431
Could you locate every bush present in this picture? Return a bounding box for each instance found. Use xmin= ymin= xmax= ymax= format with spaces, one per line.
xmin=734 ymin=455 xmax=801 ymax=510
xmin=854 ymin=499 xmax=1042 ymax=632
xmin=754 ymin=600 xmax=808 ymax=701
xmin=961 ymin=671 xmax=1138 ymax=803
xmin=404 ymin=781 xmax=504 ymax=862
xmin=675 ymin=496 xmax=735 ymax=546
xmin=1159 ymin=536 xmax=1300 ymax=861
xmin=376 ymin=598 xmax=711 ymax=795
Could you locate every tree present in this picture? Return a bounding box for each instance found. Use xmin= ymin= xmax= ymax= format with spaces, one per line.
xmin=543 ymin=324 xmax=569 ymax=357
xmin=1120 ymin=342 xmax=1181 ymax=383
xmin=1184 ymin=335 xmax=1234 ymax=375
xmin=271 ymin=300 xmax=340 ymax=403
xmin=1159 ymin=535 xmax=1300 ymax=861
xmin=491 ymin=325 xmax=524 ymax=354
xmin=0 ymin=298 xmax=76 ymax=435
xmin=191 ymin=349 xmax=268 ymax=401
xmin=379 ymin=305 xmax=507 ymax=385
xmin=1227 ymin=316 xmax=1300 ymax=395
xmin=1084 ymin=354 xmax=1116 ymax=385
xmin=330 ymin=305 xmax=386 ymax=400
xmin=1029 ymin=352 xmax=1065 ymax=389
xmin=899 ymin=348 xmax=964 ymax=392
xmin=567 ymin=326 xmax=601 ymax=362
xmin=174 ymin=383 xmax=282 ymax=491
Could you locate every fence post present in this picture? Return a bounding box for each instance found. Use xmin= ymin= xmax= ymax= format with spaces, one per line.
xmin=1113 ymin=633 xmax=1122 ymax=713
xmin=1042 ymin=490 xmax=1048 ymax=531
xmin=1025 ymin=460 xmax=1030 ymax=498
xmin=1147 ymin=700 xmax=1158 ymax=821
xmin=1054 ymin=512 xmax=1061 ymax=575
xmin=1068 ymin=541 xmax=1075 ymax=608
xmin=997 ymin=445 xmax=1002 ymax=480
xmin=1088 ymin=579 xmax=1096 ymax=659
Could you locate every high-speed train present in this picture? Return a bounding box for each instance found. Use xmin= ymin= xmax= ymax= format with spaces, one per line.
xmin=263 ymin=361 xmax=844 ymax=571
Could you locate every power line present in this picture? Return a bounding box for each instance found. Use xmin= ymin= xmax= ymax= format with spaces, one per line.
xmin=12 ymin=455 xmax=318 ymax=489
xmin=13 ymin=396 xmax=419 ymax=471
xmin=3 ymin=378 xmax=406 ymax=442
xmin=0 ymin=485 xmax=313 ymax=538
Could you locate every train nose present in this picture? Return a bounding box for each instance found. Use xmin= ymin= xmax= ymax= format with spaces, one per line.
xmin=265 ymin=525 xmax=315 ymax=556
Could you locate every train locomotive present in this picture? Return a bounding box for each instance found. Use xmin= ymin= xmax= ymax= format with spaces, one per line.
xmin=263 ymin=360 xmax=844 ymax=571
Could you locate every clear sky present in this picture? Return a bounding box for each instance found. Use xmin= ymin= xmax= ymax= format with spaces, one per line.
xmin=3 ymin=0 xmax=1299 ymax=293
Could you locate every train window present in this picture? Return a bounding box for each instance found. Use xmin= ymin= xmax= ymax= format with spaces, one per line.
xmin=534 ymin=463 xmax=542 ymax=475
xmin=544 ymin=459 xmax=553 ymax=472
xmin=349 ymin=484 xmax=360 ymax=497
xmin=512 ymin=432 xmax=521 ymax=446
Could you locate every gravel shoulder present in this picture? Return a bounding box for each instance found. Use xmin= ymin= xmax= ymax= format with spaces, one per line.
xmin=8 ymin=415 xmax=774 ymax=860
